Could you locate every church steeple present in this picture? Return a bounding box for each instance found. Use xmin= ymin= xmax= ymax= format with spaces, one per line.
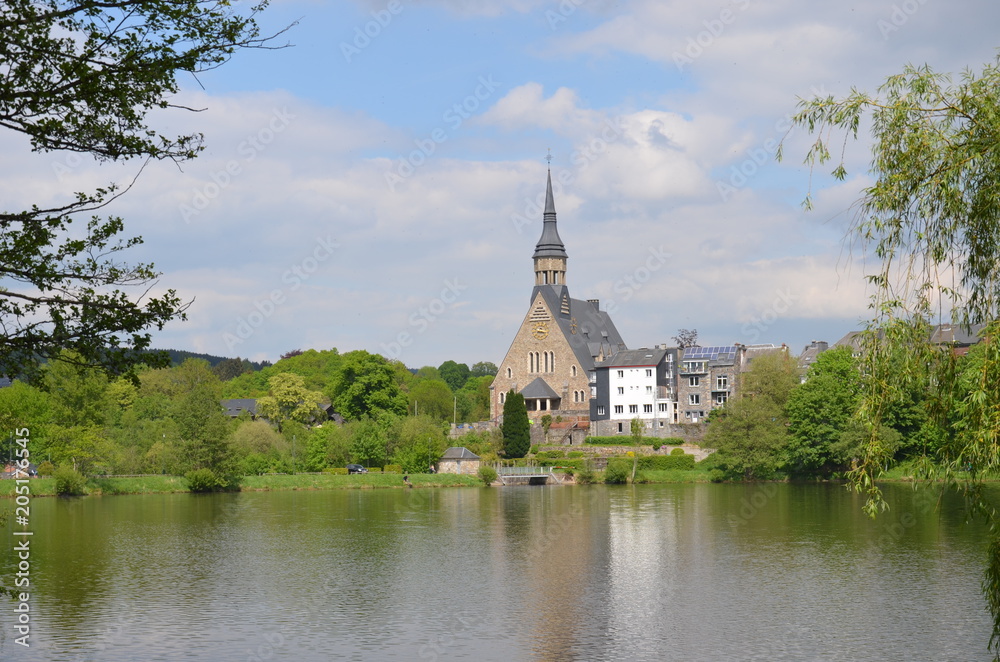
xmin=533 ymin=169 xmax=568 ymax=286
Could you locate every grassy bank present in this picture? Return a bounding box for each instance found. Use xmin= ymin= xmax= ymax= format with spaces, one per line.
xmin=0 ymin=472 xmax=483 ymax=497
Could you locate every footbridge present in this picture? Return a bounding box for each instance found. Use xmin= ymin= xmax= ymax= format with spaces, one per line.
xmin=494 ymin=465 xmax=561 ymax=485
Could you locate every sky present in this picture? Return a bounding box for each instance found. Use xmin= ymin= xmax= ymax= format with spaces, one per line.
xmin=5 ymin=0 xmax=1000 ymax=370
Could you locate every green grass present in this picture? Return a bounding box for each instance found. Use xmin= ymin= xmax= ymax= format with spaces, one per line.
xmin=0 ymin=472 xmax=483 ymax=497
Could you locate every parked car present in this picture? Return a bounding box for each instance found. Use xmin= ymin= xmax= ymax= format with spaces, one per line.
xmin=347 ymin=464 xmax=368 ymax=474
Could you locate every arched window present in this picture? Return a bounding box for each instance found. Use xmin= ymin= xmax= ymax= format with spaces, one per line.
xmin=506 ymin=367 xmax=512 ymax=379
xmin=571 ymin=365 xmax=577 ymax=377
xmin=500 ymin=391 xmax=506 ymax=404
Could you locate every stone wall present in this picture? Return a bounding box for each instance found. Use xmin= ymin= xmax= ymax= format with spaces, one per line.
xmin=589 ymin=420 xmax=706 ymax=443
xmin=438 ymin=458 xmax=481 ymax=475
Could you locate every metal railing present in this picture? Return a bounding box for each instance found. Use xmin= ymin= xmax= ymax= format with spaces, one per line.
xmin=493 ymin=464 xmax=555 ymax=475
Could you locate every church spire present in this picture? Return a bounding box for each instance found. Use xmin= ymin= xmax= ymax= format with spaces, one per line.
xmin=533 ymin=168 xmax=568 ymax=286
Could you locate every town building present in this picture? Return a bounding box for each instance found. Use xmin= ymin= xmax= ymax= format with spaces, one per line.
xmin=490 ymin=170 xmax=626 ymax=421
xmin=589 ymin=347 xmax=679 ymax=435
xmin=674 ymin=345 xmax=740 ymax=423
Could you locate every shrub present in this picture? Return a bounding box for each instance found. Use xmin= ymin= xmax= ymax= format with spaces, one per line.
xmin=652 ymin=443 xmax=662 ymax=451
xmin=671 ymin=447 xmax=686 ymax=455
xmin=184 ymin=468 xmax=237 ymax=493
xmin=576 ymin=465 xmax=596 ymax=484
xmin=478 ymin=465 xmax=498 ymax=486
xmin=605 ymin=458 xmax=631 ymax=484
xmin=323 ymin=467 xmax=348 ymax=475
xmin=662 ymin=437 xmax=685 ymax=446
xmin=567 ymin=451 xmax=584 ymax=458
xmin=242 ymin=453 xmax=270 ymax=476
xmin=530 ymin=445 xmax=539 ymax=455
xmin=709 ymin=469 xmax=726 ymax=483
xmin=383 ymin=464 xmax=402 ymax=474
xmin=54 ymin=465 xmax=87 ymax=496
xmin=37 ymin=460 xmax=55 ymax=477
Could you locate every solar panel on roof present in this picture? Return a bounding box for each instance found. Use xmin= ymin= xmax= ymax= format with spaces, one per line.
xmin=684 ymin=346 xmax=737 ymax=360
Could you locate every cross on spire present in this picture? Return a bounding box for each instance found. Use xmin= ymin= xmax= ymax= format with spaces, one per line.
xmin=545 ymin=148 xmax=552 ymax=166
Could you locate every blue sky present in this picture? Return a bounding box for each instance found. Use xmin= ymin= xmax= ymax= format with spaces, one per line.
xmin=5 ymin=0 xmax=1000 ymax=369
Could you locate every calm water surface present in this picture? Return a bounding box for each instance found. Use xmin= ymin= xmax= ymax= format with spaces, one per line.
xmin=0 ymin=483 xmax=993 ymax=661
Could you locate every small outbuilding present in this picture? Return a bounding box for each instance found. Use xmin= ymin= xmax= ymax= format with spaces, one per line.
xmin=437 ymin=447 xmax=481 ymax=475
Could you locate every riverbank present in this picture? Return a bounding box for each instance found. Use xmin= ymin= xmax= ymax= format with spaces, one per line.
xmin=0 ymin=472 xmax=483 ymax=497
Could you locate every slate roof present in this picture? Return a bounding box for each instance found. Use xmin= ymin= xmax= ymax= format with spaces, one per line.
xmin=440 ymin=447 xmax=480 ymax=460
xmin=532 ymin=170 xmax=568 ymax=259
xmin=601 ymin=348 xmax=667 ymax=368
xmin=930 ymin=323 xmax=985 ymax=346
xmin=531 ymin=285 xmax=627 ymax=372
xmin=520 ymin=377 xmax=561 ymax=399
xmin=221 ymin=398 xmax=257 ymax=417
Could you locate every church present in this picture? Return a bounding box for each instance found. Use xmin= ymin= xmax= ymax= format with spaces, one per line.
xmin=490 ymin=171 xmax=627 ymax=421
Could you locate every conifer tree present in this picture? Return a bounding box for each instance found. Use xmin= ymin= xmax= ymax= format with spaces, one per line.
xmin=501 ymin=390 xmax=530 ymax=459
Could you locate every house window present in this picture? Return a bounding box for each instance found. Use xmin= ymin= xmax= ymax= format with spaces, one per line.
xmin=618 ymin=422 xmax=624 ymax=433
xmin=571 ymin=365 xmax=577 ymax=377
xmin=646 ymin=385 xmax=653 ymax=394
xmin=617 ymin=370 xmax=624 ymax=378
xmin=597 ymin=405 xmax=606 ymax=416
xmin=614 ymin=405 xmax=624 ymax=414
xmin=506 ymin=367 xmax=512 ymax=378
xmin=717 ymin=375 xmax=728 ymax=390
xmin=643 ymin=404 xmax=653 ymax=413
xmin=645 ymin=369 xmax=652 ymax=377
xmin=689 ymin=394 xmax=701 ymax=405
xmin=629 ymin=404 xmax=638 ymax=414
xmin=688 ymin=376 xmax=700 ymax=387
xmin=659 ymin=403 xmax=668 ymax=412
xmin=715 ymin=393 xmax=728 ymax=405
xmin=500 ymin=392 xmax=506 ymax=404
xmin=617 ymin=387 xmax=624 ymax=395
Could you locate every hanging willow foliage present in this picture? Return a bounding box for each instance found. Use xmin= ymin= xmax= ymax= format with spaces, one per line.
xmin=782 ymin=58 xmax=1000 ymax=658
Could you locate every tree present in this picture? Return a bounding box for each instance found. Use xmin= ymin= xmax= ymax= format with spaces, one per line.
xmin=785 ymin=347 xmax=861 ymax=476
xmin=672 ymin=329 xmax=698 ymax=348
xmin=785 ymin=56 xmax=1000 ymax=653
xmin=455 ymin=375 xmax=492 ymax=423
xmin=438 ymin=360 xmax=470 ymax=391
xmin=350 ymin=416 xmax=389 ymax=468
xmin=212 ymin=358 xmax=251 ymax=381
xmin=630 ymin=417 xmax=643 ymax=482
xmin=704 ymin=351 xmax=799 ymax=480
xmin=393 ymin=415 xmax=446 ymax=473
xmin=470 ymin=361 xmax=499 ymax=378
xmin=501 ymin=390 xmax=530 ymax=459
xmin=407 ymin=379 xmax=454 ymax=422
xmin=331 ymin=351 xmax=407 ymax=420
xmin=255 ymin=373 xmax=324 ymax=433
xmin=0 ymin=1 xmax=287 ymax=379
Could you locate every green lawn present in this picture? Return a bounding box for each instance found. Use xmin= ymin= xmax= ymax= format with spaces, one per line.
xmin=0 ymin=472 xmax=483 ymax=497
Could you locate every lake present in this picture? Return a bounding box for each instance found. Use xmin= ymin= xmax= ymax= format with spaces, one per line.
xmin=0 ymin=482 xmax=994 ymax=661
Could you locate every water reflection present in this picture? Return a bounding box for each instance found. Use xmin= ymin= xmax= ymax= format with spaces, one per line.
xmin=0 ymin=484 xmax=993 ymax=661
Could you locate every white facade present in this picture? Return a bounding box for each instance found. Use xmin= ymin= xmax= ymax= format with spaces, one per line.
xmin=604 ymin=362 xmax=676 ymax=433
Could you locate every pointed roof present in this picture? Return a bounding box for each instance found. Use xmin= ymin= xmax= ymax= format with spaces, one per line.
xmin=441 ymin=447 xmax=480 ymax=460
xmin=533 ymin=169 xmax=568 ymax=259
xmin=520 ymin=377 xmax=561 ymax=399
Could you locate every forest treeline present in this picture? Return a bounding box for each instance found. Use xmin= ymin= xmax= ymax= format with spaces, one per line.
xmin=0 ymin=349 xmax=500 ymax=480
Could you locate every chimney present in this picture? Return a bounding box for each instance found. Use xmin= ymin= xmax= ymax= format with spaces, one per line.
xmin=587 ymin=299 xmax=600 ymax=310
